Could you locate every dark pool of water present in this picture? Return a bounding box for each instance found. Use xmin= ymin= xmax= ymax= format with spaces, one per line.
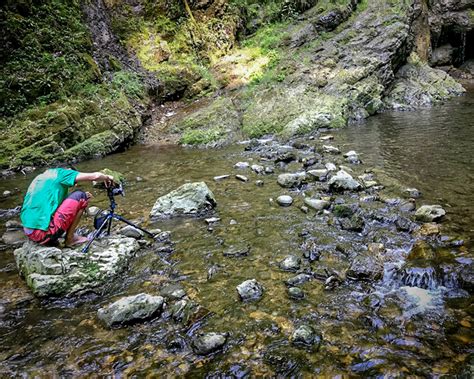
xmin=0 ymin=91 xmax=473 ymax=376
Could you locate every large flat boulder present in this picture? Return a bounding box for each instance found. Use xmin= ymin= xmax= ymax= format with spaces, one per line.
xmin=14 ymin=237 xmax=140 ymax=297
xmin=150 ymin=182 xmax=217 ymax=218
xmin=98 ymin=293 xmax=164 ymax=327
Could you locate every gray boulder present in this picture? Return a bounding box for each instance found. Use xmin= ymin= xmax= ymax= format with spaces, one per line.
xmin=2 ymin=229 xmax=26 ymax=247
xmin=415 ymin=205 xmax=446 ymax=222
xmin=150 ymin=182 xmax=216 ymax=218
xmin=328 ymin=170 xmax=361 ymax=192
xmin=236 ymin=279 xmax=264 ymax=301
xmin=192 ymin=332 xmax=227 ymax=355
xmin=14 ymin=237 xmax=140 ymax=297
xmin=119 ymin=225 xmax=144 ymax=239
xmin=98 ymin=293 xmax=164 ymax=327
xmin=277 ymin=172 xmax=307 ymax=188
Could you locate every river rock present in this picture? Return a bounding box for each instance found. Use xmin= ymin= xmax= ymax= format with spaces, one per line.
xmin=264 ymin=166 xmax=274 ymax=174
xmin=255 ymin=180 xmax=264 ymax=187
xmin=0 ymin=206 xmax=21 ymax=219
xmin=2 ymin=229 xmax=26 ymax=247
xmin=307 ymin=169 xmax=328 ymax=181
xmin=235 ymin=174 xmax=249 ymax=182
xmin=214 ymin=175 xmax=231 ymax=181
xmin=320 ymin=135 xmax=334 ymax=141
xmin=288 ymin=287 xmax=304 ymax=300
xmin=325 ymin=162 xmax=337 ymax=172
xmin=292 ymin=325 xmax=321 ymax=347
xmin=14 ymin=237 xmax=140 ymax=297
xmin=279 ymin=255 xmax=301 ymax=271
xmin=339 ymin=215 xmax=365 ymax=232
xmin=223 ymin=244 xmax=250 ymax=258
xmin=285 ymin=273 xmax=312 ymax=286
xmin=192 ymin=332 xmax=227 ymax=355
xmin=97 ymin=293 xmax=164 ymax=327
xmin=277 ymin=195 xmax=293 ymax=207
xmin=399 ymin=199 xmax=416 ymax=212
xmin=415 ymin=205 xmax=446 ymax=222
xmin=251 ymin=164 xmax=264 ymax=174
xmin=403 ymin=188 xmax=421 ymax=198
xmin=234 ymin=162 xmax=249 ymax=169
xmin=86 ymin=206 xmax=101 ymax=217
xmin=415 ymin=223 xmax=440 ymax=237
xmin=119 ymin=225 xmax=144 ymax=239
xmin=323 ymin=145 xmax=340 ymax=154
xmin=344 ymin=150 xmax=360 ymax=164
xmin=236 ymin=279 xmax=264 ymax=301
xmin=395 ymin=216 xmax=417 ymax=232
xmin=347 ymin=253 xmax=383 ymax=281
xmin=328 ymin=170 xmax=361 ymax=192
xmin=304 ymin=198 xmax=330 ymax=211
xmin=150 ymin=182 xmax=216 ymax=218
xmin=277 ymin=172 xmax=307 ymax=188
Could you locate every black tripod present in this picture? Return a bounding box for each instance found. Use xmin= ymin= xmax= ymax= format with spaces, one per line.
xmin=82 ymin=187 xmax=155 ymax=253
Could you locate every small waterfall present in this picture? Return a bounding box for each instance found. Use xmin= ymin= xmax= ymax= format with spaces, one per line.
xmin=398 ymin=267 xmax=438 ymax=290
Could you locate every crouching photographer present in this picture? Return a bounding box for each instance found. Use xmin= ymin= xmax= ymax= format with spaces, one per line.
xmin=20 ymin=167 xmax=114 ymax=247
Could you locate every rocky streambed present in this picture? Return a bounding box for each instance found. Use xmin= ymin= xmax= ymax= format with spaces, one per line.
xmin=0 ymin=98 xmax=473 ymax=375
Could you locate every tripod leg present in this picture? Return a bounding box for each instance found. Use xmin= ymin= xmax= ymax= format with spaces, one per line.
xmin=113 ymin=215 xmax=156 ymax=237
xmin=81 ymin=214 xmax=112 ymax=253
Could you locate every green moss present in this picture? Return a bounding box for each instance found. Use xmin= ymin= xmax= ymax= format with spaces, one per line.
xmin=180 ymin=128 xmax=225 ymax=145
xmin=1 ymin=0 xmax=97 ymax=116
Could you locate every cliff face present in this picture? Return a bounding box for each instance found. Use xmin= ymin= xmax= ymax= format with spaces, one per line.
xmin=0 ymin=0 xmax=473 ymax=170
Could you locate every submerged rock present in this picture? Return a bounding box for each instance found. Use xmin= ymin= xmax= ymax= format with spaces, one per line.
xmin=415 ymin=205 xmax=446 ymax=222
xmin=150 ymin=182 xmax=216 ymax=218
xmin=285 ymin=273 xmax=312 ymax=286
xmin=236 ymin=279 xmax=264 ymax=301
xmin=328 ymin=170 xmax=361 ymax=192
xmin=288 ymin=287 xmax=304 ymax=300
xmin=279 ymin=255 xmax=301 ymax=272
xmin=192 ymin=332 xmax=227 ymax=355
xmin=98 ymin=293 xmax=164 ymax=327
xmin=223 ymin=244 xmax=251 ymax=258
xmin=14 ymin=237 xmax=140 ymax=297
xmin=292 ymin=325 xmax=321 ymax=347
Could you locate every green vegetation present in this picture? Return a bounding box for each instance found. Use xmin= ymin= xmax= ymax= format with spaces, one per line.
xmin=0 ymin=0 xmax=98 ymax=117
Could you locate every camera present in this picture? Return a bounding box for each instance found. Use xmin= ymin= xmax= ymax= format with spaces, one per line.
xmin=107 ymin=182 xmax=125 ymax=197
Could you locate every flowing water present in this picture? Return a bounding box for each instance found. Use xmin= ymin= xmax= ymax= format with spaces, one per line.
xmin=0 ymin=90 xmax=473 ymax=376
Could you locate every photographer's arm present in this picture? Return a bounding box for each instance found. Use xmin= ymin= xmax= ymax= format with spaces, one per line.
xmin=75 ymin=172 xmax=114 ymax=187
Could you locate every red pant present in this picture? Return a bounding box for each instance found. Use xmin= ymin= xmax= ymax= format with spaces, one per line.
xmin=26 ymin=191 xmax=89 ymax=245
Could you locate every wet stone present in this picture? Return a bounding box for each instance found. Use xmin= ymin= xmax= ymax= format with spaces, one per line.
xmin=307 ymin=169 xmax=328 ymax=181
xmin=279 ymin=255 xmax=301 ymax=272
xmin=347 ymin=253 xmax=383 ymax=281
xmin=214 ymin=175 xmax=231 ymax=181
xmin=292 ymin=325 xmax=321 ymax=347
xmin=339 ymin=215 xmax=365 ymax=232
xmin=325 ymin=162 xmax=337 ymax=171
xmin=277 ymin=172 xmax=307 ymax=188
xmin=415 ymin=223 xmax=440 ymax=237
xmin=415 ymin=205 xmax=446 ymax=222
xmin=236 ymin=279 xmax=264 ymax=301
xmin=87 ymin=206 xmax=100 ymax=217
xmin=403 ymin=188 xmax=421 ymax=198
xmin=288 ymin=287 xmax=304 ymax=300
xmin=234 ymin=162 xmax=249 ymax=169
xmin=344 ymin=150 xmax=360 ymax=164
xmin=97 ymin=293 xmax=164 ymax=327
xmin=323 ymin=145 xmax=340 ymax=154
xmin=251 ymin=164 xmax=264 ymax=174
xmin=255 ymin=180 xmax=264 ymax=187
xmin=235 ymin=174 xmax=249 ymax=182
xmin=192 ymin=332 xmax=227 ymax=355
xmin=2 ymin=230 xmax=26 ymax=247
xmin=399 ymin=199 xmax=416 ymax=212
xmin=285 ymin=273 xmax=312 ymax=286
xmin=304 ymin=198 xmax=330 ymax=211
xmin=223 ymin=244 xmax=250 ymax=258
xmin=264 ymin=166 xmax=274 ymax=174
xmin=395 ymin=216 xmax=416 ymax=232
xmin=119 ymin=225 xmax=144 ymax=239
xmin=328 ymin=170 xmax=361 ymax=192
xmin=277 ymin=195 xmax=293 ymax=207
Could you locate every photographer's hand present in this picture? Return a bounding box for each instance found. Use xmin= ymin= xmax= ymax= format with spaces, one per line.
xmin=103 ymin=175 xmax=114 ymax=188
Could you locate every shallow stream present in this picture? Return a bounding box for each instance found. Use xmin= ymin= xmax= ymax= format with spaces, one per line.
xmin=0 ymin=90 xmax=472 ymax=376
